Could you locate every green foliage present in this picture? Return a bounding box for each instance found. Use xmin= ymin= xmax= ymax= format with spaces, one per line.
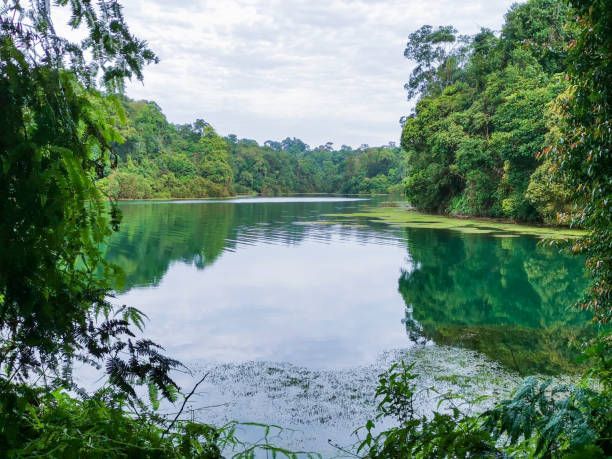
xmin=230 ymin=139 xmax=406 ymax=195
xmin=0 ymin=383 xmax=220 ymax=458
xmin=359 ymin=360 xmax=610 ymax=458
xmin=358 ymin=363 xmax=499 ymax=458
xmin=526 ymin=158 xmax=573 ymax=225
xmin=0 ymin=3 xmax=313 ymax=457
xmin=400 ymin=0 xmax=575 ymax=222
xmin=485 ymin=377 xmax=609 ymax=457
xmin=403 ymin=25 xmax=469 ymax=100
xmin=548 ymin=0 xmax=612 ymax=449
xmin=99 ymin=102 xmax=234 ymax=199
xmin=0 ymin=0 xmax=180 ymax=399
xmin=501 ymin=0 xmax=574 ymax=74
xmin=360 ymin=1 xmax=612 ymax=457
xmin=101 ymin=100 xmax=406 ymax=199
xmin=0 ymin=380 xmax=318 ymax=458
xmin=550 ymin=0 xmax=612 ymax=324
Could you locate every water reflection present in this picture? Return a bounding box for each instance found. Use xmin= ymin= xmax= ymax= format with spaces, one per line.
xmin=106 ymin=199 xmax=590 ymax=374
xmin=398 ymin=228 xmax=591 ymax=374
xmin=106 ymin=199 xmax=389 ymax=291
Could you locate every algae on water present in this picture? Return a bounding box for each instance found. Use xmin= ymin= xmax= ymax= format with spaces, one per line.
xmin=325 ymin=205 xmax=585 ymax=239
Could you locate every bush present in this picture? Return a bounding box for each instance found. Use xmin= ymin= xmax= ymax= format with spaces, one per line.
xmin=359 ymin=358 xmax=610 ymax=458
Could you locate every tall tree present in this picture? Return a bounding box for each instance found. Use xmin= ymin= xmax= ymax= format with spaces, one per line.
xmin=403 ymin=25 xmax=468 ymax=100
xmin=0 ymin=0 xmax=178 ymax=398
xmin=553 ymin=0 xmax=611 ymax=324
xmin=400 ymin=0 xmax=575 ymax=221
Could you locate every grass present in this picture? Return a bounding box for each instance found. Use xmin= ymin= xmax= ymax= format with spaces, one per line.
xmin=324 ymin=205 xmax=586 ymax=239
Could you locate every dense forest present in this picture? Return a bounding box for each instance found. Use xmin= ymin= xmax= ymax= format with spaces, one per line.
xmin=360 ymin=0 xmax=611 ymax=455
xmin=401 ymin=0 xmax=575 ymax=223
xmin=99 ymin=98 xmax=405 ymax=199
xmin=106 ymin=0 xmax=582 ymax=227
xmin=0 ymin=0 xmax=610 ymax=457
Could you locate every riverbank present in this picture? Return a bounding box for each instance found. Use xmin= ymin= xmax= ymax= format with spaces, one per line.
xmin=111 ymin=192 xmax=387 ymax=202
xmin=111 ymin=195 xmax=585 ymax=239
xmin=325 ymin=204 xmax=586 ymax=239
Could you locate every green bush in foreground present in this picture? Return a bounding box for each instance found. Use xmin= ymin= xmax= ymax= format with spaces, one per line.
xmin=358 ymin=361 xmax=610 ymax=458
xmin=0 ymin=383 xmax=221 ymax=457
xmin=0 ymin=380 xmax=317 ymax=458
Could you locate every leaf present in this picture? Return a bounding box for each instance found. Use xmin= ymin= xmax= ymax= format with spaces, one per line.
xmin=148 ymin=382 xmax=160 ymax=411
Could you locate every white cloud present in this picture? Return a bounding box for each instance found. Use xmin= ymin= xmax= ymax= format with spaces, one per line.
xmin=116 ymin=0 xmax=518 ymax=147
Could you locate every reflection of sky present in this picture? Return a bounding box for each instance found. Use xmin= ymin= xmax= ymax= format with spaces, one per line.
xmin=115 ymin=232 xmax=412 ymax=369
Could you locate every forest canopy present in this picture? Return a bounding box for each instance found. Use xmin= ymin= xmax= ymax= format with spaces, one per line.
xmin=400 ymin=0 xmax=576 ymax=223
xmin=103 ymin=0 xmax=585 ymax=228
xmin=99 ymin=98 xmax=406 ymax=199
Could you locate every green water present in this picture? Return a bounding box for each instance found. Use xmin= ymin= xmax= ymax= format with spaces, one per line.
xmin=106 ymin=197 xmax=590 ymax=375
xmin=103 ymin=197 xmax=591 ymax=452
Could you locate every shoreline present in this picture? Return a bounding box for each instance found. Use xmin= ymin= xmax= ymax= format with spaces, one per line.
xmin=324 ymin=203 xmax=586 ymax=239
xmin=111 ymin=195 xmax=585 ymax=239
xmin=110 ymin=191 xmax=386 ymax=202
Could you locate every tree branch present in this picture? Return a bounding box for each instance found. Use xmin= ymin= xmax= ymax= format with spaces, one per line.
xmin=162 ymin=372 xmax=209 ymax=436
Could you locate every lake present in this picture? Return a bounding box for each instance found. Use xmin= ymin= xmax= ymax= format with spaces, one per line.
xmin=105 ymin=197 xmax=590 ymax=453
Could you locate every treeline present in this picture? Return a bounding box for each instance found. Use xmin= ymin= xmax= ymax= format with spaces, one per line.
xmin=106 ymin=0 xmax=584 ymax=226
xmin=99 ymin=99 xmax=406 ymax=199
xmin=401 ymin=0 xmax=575 ymax=223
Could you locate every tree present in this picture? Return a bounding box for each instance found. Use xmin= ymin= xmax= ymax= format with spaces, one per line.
xmin=400 ymin=0 xmax=573 ymax=221
xmin=0 ymin=0 xmax=178 ymax=402
xmin=196 ymin=125 xmax=233 ymax=194
xmin=552 ymin=0 xmax=611 ymax=323
xmin=403 ymin=25 xmax=468 ymax=100
xmin=501 ymin=0 xmax=574 ymax=73
xmin=280 ymin=136 xmax=309 ymax=154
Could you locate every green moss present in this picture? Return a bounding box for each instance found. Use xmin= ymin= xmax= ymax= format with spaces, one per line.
xmin=325 ymin=206 xmax=586 ymax=239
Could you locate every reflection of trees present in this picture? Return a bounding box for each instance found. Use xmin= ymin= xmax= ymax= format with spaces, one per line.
xmin=402 ymin=304 xmax=428 ymax=345
xmin=104 ymin=202 xmax=235 ymax=290
xmin=103 ymin=200 xmax=378 ymax=291
xmin=399 ymin=229 xmax=592 ymax=375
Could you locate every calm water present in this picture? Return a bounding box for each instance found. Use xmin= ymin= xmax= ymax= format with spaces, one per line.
xmin=105 ymin=197 xmax=590 ymax=453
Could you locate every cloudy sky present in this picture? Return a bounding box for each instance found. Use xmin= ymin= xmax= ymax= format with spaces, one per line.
xmin=116 ymin=0 xmax=518 ymax=147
